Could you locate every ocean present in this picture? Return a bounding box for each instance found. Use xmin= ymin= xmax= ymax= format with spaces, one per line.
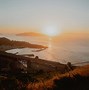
xmin=0 ymin=34 xmax=89 ymax=65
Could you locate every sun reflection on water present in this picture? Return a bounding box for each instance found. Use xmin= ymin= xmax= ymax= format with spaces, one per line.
xmin=46 ymin=37 xmax=53 ymax=60
xmin=48 ymin=37 xmax=52 ymax=48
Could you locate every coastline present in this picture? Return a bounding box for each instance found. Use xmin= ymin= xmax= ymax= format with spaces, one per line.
xmin=0 ymin=51 xmax=75 ymax=73
xmin=0 ymin=37 xmax=47 ymax=51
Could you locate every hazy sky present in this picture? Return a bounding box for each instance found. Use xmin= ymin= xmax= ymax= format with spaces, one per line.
xmin=0 ymin=0 xmax=89 ymax=33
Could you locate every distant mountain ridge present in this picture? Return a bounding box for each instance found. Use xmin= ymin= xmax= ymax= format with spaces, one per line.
xmin=16 ymin=32 xmax=47 ymax=37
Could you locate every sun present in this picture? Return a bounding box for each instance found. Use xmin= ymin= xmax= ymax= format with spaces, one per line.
xmin=42 ymin=26 xmax=60 ymax=37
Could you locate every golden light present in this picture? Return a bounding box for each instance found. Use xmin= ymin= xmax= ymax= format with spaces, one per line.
xmin=42 ymin=26 xmax=60 ymax=37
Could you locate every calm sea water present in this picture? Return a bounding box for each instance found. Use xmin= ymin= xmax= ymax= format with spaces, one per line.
xmin=0 ymin=34 xmax=89 ymax=65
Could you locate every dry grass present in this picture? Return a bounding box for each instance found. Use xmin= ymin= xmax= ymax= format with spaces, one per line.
xmin=27 ymin=64 xmax=89 ymax=90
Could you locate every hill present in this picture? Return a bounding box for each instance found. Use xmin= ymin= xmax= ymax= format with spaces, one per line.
xmin=0 ymin=51 xmax=89 ymax=90
xmin=0 ymin=37 xmax=47 ymax=51
xmin=0 ymin=51 xmax=76 ymax=90
xmin=0 ymin=51 xmax=70 ymax=74
xmin=16 ymin=32 xmax=47 ymax=37
xmin=27 ymin=64 xmax=89 ymax=90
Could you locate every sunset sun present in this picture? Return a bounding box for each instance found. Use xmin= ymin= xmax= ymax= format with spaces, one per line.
xmin=42 ymin=26 xmax=60 ymax=37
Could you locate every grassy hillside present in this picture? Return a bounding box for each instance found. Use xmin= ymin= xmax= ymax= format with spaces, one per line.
xmin=0 ymin=51 xmax=75 ymax=90
xmin=1 ymin=63 xmax=88 ymax=90
xmin=0 ymin=51 xmax=89 ymax=90
xmin=27 ymin=65 xmax=89 ymax=90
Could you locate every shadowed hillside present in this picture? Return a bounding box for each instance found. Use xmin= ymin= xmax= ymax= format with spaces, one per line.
xmin=1 ymin=52 xmax=89 ymax=90
xmin=0 ymin=37 xmax=47 ymax=51
xmin=0 ymin=51 xmax=76 ymax=90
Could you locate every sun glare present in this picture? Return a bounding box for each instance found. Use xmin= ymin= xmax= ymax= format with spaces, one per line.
xmin=42 ymin=26 xmax=60 ymax=37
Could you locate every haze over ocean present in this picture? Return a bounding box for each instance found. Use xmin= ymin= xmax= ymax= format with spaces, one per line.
xmin=0 ymin=34 xmax=88 ymax=65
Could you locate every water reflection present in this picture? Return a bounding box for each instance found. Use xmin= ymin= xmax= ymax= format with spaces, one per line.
xmin=5 ymin=35 xmax=89 ymax=65
xmin=46 ymin=37 xmax=53 ymax=60
xmin=48 ymin=37 xmax=52 ymax=48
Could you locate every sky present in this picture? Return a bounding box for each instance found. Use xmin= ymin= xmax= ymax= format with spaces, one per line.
xmin=0 ymin=0 xmax=89 ymax=33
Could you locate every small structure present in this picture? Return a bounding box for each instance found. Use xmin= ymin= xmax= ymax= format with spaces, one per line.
xmin=35 ymin=56 xmax=39 ymax=60
xmin=67 ymin=62 xmax=73 ymax=70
